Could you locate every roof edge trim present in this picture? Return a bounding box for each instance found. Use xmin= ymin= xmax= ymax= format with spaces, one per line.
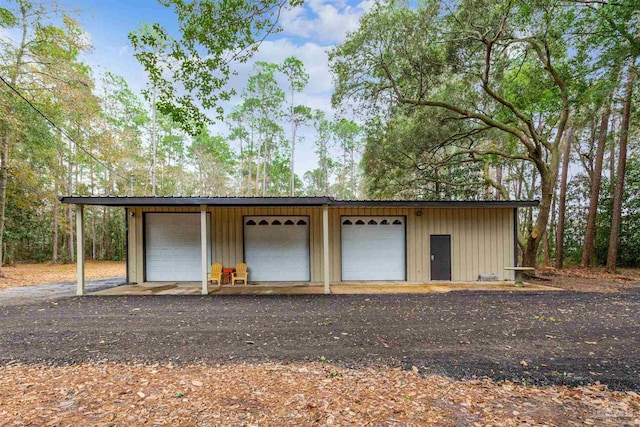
xmin=59 ymin=196 xmax=539 ymax=208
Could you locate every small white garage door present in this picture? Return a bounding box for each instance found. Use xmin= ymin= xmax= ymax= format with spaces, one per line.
xmin=145 ymin=213 xmax=211 ymax=281
xmin=244 ymin=216 xmax=310 ymax=281
xmin=341 ymin=216 xmax=406 ymax=280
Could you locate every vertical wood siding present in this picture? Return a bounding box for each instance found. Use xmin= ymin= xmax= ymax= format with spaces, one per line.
xmin=128 ymin=206 xmax=516 ymax=283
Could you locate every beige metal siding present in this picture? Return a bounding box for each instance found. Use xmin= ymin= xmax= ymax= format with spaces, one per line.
xmin=417 ymin=208 xmax=515 ymax=281
xmin=127 ymin=205 xmax=516 ymax=284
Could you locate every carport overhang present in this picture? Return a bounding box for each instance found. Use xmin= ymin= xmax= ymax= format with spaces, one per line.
xmin=60 ymin=196 xmax=539 ymax=296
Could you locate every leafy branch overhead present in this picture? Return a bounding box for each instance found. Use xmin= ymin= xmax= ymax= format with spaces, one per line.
xmin=128 ymin=0 xmax=304 ymax=135
xmin=329 ymin=0 xmax=611 ymax=266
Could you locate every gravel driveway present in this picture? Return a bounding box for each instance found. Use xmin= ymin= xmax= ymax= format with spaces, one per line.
xmin=0 ymin=277 xmax=125 ymax=306
xmin=1 ymin=291 xmax=638 ymax=391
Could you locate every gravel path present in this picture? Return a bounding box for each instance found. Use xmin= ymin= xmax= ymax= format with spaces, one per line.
xmin=0 ymin=277 xmax=125 ymax=306
xmin=1 ymin=291 xmax=638 ymax=391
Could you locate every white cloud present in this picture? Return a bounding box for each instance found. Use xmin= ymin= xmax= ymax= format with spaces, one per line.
xmin=78 ymin=0 xmax=374 ymax=175
xmin=209 ymin=37 xmax=343 ymax=175
xmin=220 ymin=38 xmax=334 ymax=110
xmin=280 ymin=0 xmax=374 ymax=44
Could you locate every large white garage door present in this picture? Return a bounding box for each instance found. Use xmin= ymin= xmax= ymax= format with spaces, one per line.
xmin=145 ymin=213 xmax=211 ymax=281
xmin=244 ymin=216 xmax=310 ymax=281
xmin=342 ymin=216 xmax=406 ymax=281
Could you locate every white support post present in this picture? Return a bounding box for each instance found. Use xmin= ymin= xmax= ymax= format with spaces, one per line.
xmin=76 ymin=205 xmax=85 ymax=296
xmin=201 ymin=205 xmax=208 ymax=295
xmin=322 ymin=204 xmax=330 ymax=294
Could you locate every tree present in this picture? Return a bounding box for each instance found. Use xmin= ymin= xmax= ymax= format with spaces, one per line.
xmin=555 ymin=128 xmax=573 ymax=269
xmin=581 ymin=96 xmax=613 ymax=267
xmin=0 ymin=0 xmax=93 ymax=272
xmin=243 ymin=62 xmax=285 ymax=195
xmin=189 ymin=131 xmax=235 ymax=195
xmin=280 ymin=56 xmax=309 ymax=196
xmin=332 ymin=118 xmax=361 ymax=199
xmin=607 ymin=62 xmax=637 ymax=272
xmin=312 ymin=110 xmax=334 ymax=196
xmin=330 ymin=0 xmax=577 ymax=266
xmin=128 ymin=0 xmax=303 ymax=135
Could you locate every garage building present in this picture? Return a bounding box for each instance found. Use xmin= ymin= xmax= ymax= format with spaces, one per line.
xmin=60 ymin=196 xmax=538 ymax=295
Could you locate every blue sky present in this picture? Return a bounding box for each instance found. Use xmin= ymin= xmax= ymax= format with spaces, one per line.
xmin=73 ymin=0 xmax=376 ymax=174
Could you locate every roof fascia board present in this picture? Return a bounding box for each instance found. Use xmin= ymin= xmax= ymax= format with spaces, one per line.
xmin=59 ymin=196 xmax=334 ymax=207
xmin=60 ymin=196 xmax=539 ymax=208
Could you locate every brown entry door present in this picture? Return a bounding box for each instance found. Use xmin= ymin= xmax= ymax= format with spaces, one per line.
xmin=430 ymin=235 xmax=451 ymax=281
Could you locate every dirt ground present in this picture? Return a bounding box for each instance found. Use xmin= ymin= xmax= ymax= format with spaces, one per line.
xmin=1 ymin=265 xmax=639 ymax=425
xmin=2 ymin=292 xmax=638 ymax=391
xmin=0 ymin=261 xmax=125 ymax=290
xmin=0 ymin=362 xmax=638 ymax=426
xmin=532 ymin=266 xmax=640 ymax=293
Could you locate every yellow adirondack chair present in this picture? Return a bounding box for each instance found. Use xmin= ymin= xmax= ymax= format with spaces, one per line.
xmin=231 ymin=263 xmax=248 ymax=286
xmin=208 ymin=263 xmax=223 ymax=286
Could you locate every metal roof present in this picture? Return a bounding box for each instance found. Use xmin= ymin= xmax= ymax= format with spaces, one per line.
xmin=59 ymin=196 xmax=539 ymax=208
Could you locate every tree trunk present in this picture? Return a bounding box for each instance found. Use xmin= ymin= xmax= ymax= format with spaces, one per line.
xmin=0 ymin=129 xmax=9 ymax=270
xmin=67 ymin=139 xmax=74 ymax=263
xmin=262 ymin=140 xmax=268 ymax=196
xmin=609 ymin=123 xmax=616 ymax=198
xmin=350 ymin=148 xmax=356 ymax=198
xmin=290 ymin=126 xmax=296 ymax=196
xmin=0 ymin=4 xmax=28 ymax=274
xmin=255 ymin=132 xmax=262 ymax=196
xmin=581 ymin=107 xmax=611 ymax=267
xmin=105 ymin=206 xmax=111 ymax=258
xmin=101 ymin=206 xmax=107 ymax=259
xmin=523 ymin=152 xmax=561 ymax=268
xmin=91 ymin=208 xmax=96 ymax=260
xmin=555 ymin=127 xmax=573 ymax=269
xmin=52 ymin=179 xmax=59 ymax=263
xmin=606 ymin=62 xmax=637 ymax=273
xmin=495 ymin=164 xmax=502 ymax=200
xmin=289 ymin=89 xmax=296 ymax=197
xmin=542 ymin=229 xmax=550 ymax=266
xmin=323 ymin=142 xmax=329 ymax=196
xmin=151 ymin=87 xmax=158 ymax=196
xmin=90 ymin=161 xmax=96 ymax=260
xmin=484 ymin=163 xmax=492 ymax=198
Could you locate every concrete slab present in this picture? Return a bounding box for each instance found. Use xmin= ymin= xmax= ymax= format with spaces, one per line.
xmin=89 ymin=281 xmax=561 ymax=296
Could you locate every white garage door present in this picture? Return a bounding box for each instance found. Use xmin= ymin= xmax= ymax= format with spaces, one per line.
xmin=244 ymin=216 xmax=310 ymax=281
xmin=342 ymin=216 xmax=406 ymax=280
xmin=145 ymin=213 xmax=211 ymax=281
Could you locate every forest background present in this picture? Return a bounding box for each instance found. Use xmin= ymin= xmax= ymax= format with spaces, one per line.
xmin=0 ymin=0 xmax=638 ymax=273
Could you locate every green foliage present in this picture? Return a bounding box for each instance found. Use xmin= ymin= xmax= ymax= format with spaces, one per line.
xmin=564 ymin=152 xmax=640 ymax=267
xmin=128 ymin=0 xmax=301 ymax=135
xmin=280 ymin=56 xmax=309 ymax=94
xmin=3 ymin=0 xmax=636 ymax=271
xmin=361 ymin=110 xmax=488 ymax=200
xmin=0 ymin=6 xmax=17 ymax=27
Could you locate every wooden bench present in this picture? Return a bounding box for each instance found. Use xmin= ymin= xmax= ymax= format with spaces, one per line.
xmin=504 ymin=267 xmax=535 ymax=287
